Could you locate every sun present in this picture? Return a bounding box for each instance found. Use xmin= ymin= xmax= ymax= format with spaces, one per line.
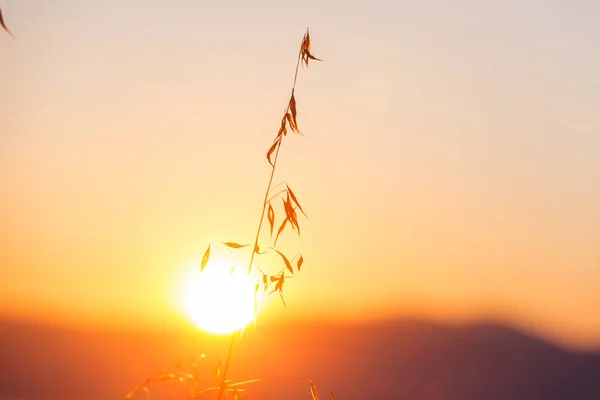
xmin=182 ymin=264 xmax=258 ymax=334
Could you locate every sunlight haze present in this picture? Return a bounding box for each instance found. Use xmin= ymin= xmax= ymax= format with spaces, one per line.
xmin=0 ymin=0 xmax=599 ymax=349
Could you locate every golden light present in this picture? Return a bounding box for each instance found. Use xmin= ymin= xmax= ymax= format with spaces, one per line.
xmin=182 ymin=263 xmax=259 ymax=335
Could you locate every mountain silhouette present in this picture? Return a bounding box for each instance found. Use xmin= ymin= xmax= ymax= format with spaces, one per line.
xmin=1 ymin=317 xmax=599 ymax=399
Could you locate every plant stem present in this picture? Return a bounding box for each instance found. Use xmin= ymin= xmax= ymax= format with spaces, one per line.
xmin=247 ymin=140 xmax=282 ymax=274
xmin=216 ymin=332 xmax=238 ymax=400
xmin=217 ymin=30 xmax=308 ymax=400
xmin=247 ymin=32 xmax=306 ymax=274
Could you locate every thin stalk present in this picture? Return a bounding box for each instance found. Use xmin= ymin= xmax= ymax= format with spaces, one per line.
xmin=246 ymin=33 xmax=305 ymax=275
xmin=266 ymin=188 xmax=288 ymax=204
xmin=247 ymin=140 xmax=282 ymax=274
xmin=229 ymin=376 xmax=316 ymax=388
xmin=216 ymin=332 xmax=238 ymax=400
xmin=217 ymin=31 xmax=308 ymax=400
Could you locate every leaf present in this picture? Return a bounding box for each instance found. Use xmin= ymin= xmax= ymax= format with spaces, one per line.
xmin=284 ymin=191 xmax=293 ymax=214
xmin=271 ymin=113 xmax=288 ymax=142
xmin=301 ymin=29 xmax=322 ymax=67
xmin=274 ymin=218 xmax=287 ymax=245
xmin=306 ymin=52 xmax=322 ymax=62
xmin=278 ymin=115 xmax=288 ymax=137
xmin=266 ymin=140 xmax=278 ymax=167
xmin=274 ymin=249 xmax=294 ymax=274
xmin=310 ymin=381 xmax=320 ymax=400
xmin=223 ymin=242 xmax=249 ymax=249
xmin=304 ymin=31 xmax=311 ymax=53
xmin=285 ymin=112 xmax=301 ymax=135
xmin=269 ymin=273 xmax=288 ymax=307
xmin=200 ymin=244 xmax=210 ymax=272
xmin=262 ymin=272 xmax=269 ymax=290
xmin=297 ymin=256 xmax=304 ymax=271
xmin=282 ymin=195 xmax=293 ymax=225
xmin=292 ymin=207 xmax=299 ymax=234
xmin=286 ymin=185 xmax=307 ymax=217
xmin=283 ymin=194 xmax=300 ymax=234
xmin=289 ymin=92 xmax=297 ymax=120
xmin=301 ymin=31 xmax=311 ymax=67
xmin=288 ymin=92 xmax=300 ymax=134
xmin=269 ymin=273 xmax=285 ymax=294
xmin=0 ymin=6 xmax=15 ymax=39
xmin=267 ymin=203 xmax=275 ymax=236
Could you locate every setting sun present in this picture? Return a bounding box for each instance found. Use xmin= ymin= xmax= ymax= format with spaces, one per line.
xmin=182 ymin=264 xmax=258 ymax=334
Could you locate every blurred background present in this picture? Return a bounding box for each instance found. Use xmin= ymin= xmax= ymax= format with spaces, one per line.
xmin=0 ymin=1 xmax=599 ymax=398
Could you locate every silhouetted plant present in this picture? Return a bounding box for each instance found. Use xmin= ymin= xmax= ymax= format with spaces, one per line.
xmin=0 ymin=5 xmax=15 ymax=38
xmin=125 ymin=28 xmax=329 ymax=400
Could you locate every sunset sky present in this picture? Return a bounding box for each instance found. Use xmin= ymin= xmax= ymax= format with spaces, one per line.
xmin=1 ymin=0 xmax=598 ymax=348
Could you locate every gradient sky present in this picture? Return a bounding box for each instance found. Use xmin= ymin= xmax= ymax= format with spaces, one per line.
xmin=1 ymin=0 xmax=599 ymax=347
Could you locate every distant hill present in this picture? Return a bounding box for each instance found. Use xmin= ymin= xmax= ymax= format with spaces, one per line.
xmin=1 ymin=317 xmax=599 ymax=400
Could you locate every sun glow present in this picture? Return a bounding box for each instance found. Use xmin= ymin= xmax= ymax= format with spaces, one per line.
xmin=182 ymin=264 xmax=259 ymax=334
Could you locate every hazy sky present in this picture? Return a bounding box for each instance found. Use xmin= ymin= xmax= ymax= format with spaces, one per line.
xmin=1 ymin=0 xmax=598 ymax=347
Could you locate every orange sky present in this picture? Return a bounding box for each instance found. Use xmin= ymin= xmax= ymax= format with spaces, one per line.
xmin=1 ymin=0 xmax=599 ymax=348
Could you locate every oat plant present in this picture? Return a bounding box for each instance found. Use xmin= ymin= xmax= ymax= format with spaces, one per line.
xmin=125 ymin=28 xmax=328 ymax=400
xmin=0 ymin=5 xmax=15 ymax=38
